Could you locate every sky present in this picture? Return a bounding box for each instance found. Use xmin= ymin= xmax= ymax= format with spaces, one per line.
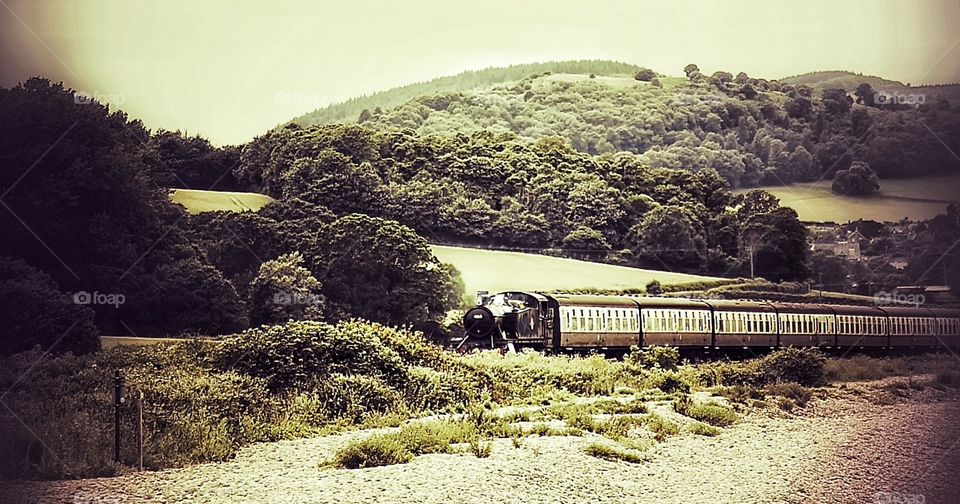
xmin=2 ymin=0 xmax=959 ymax=146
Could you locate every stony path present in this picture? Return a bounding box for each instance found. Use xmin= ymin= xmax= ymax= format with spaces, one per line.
xmin=4 ymin=376 xmax=959 ymax=504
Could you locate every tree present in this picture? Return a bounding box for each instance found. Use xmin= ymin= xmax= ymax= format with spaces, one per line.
xmin=634 ymin=68 xmax=656 ymax=81
xmin=855 ymin=83 xmax=876 ymax=107
xmin=310 ymin=214 xmax=457 ymax=325
xmin=711 ymin=71 xmax=734 ymax=83
xmin=248 ymin=252 xmax=324 ymax=327
xmin=632 ymin=205 xmax=704 ymax=269
xmin=832 ymin=161 xmax=880 ymax=196
xmin=562 ymin=226 xmax=611 ymax=257
xmin=821 ymin=88 xmax=852 ymax=115
xmin=0 ymin=257 xmax=100 ymax=356
xmin=0 ymin=78 xmax=247 ymax=337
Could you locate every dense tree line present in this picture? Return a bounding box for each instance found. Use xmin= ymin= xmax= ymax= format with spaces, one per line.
xmin=349 ymin=67 xmax=959 ymax=188
xmin=236 ymin=124 xmax=810 ymax=281
xmin=0 ymin=79 xmax=462 ymax=354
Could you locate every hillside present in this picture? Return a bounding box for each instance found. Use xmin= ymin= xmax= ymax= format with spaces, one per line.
xmin=288 ymin=60 xmax=643 ymax=127
xmin=737 ymin=172 xmax=960 ymax=223
xmin=292 ymin=67 xmax=960 ymax=190
xmin=169 ymin=188 xmax=275 ymax=214
xmin=780 ymin=71 xmax=908 ymax=91
xmin=430 ymin=245 xmax=721 ymax=296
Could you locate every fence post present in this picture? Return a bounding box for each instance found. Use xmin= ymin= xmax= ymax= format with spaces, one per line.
xmin=114 ymin=370 xmax=124 ymax=464
xmin=137 ymin=389 xmax=144 ymax=471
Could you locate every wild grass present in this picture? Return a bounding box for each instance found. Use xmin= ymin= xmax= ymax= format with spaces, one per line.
xmin=673 ymin=396 xmax=738 ymax=427
xmin=583 ymin=442 xmax=649 ymax=464
xmin=824 ymin=354 xmax=960 ymax=383
xmin=643 ymin=414 xmax=680 ymax=442
xmin=688 ymin=422 xmax=722 ymax=436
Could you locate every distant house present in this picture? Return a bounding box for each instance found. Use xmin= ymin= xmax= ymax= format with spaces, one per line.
xmin=846 ymin=228 xmax=867 ymax=243
xmin=811 ymin=240 xmax=861 ymax=261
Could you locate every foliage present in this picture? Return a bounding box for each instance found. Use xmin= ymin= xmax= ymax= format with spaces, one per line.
xmin=673 ymin=396 xmax=738 ymax=426
xmin=625 ymin=346 xmax=679 ymax=371
xmin=688 ymin=422 xmax=722 ymax=436
xmin=327 ymin=435 xmax=414 ymax=469
xmin=0 ymin=257 xmax=100 ymax=356
xmin=0 ymin=78 xmax=247 ymax=337
xmin=699 ymin=348 xmax=827 ymax=387
xmin=832 ymin=161 xmax=880 ymax=196
xmin=247 ymin=252 xmax=324 ymax=326
xmin=583 ymin=442 xmax=649 ymax=464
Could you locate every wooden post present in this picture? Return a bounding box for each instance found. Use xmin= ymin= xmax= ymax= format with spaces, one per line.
xmin=114 ymin=370 xmax=124 ymax=464
xmin=137 ymin=389 xmax=144 ymax=471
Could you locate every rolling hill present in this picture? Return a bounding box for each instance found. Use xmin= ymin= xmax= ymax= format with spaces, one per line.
xmin=431 ymin=245 xmax=723 ymax=296
xmin=287 ymin=60 xmax=643 ymax=128
xmin=170 ymin=188 xmax=275 ymax=214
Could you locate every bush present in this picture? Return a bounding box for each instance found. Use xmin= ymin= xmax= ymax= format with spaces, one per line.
xmin=688 ymin=422 xmax=721 ymax=436
xmin=0 ymin=257 xmax=100 ymax=357
xmin=764 ymin=383 xmax=812 ymax=407
xmin=625 ymin=346 xmax=679 ymax=371
xmin=328 ymin=435 xmax=413 ymax=469
xmin=643 ymin=414 xmax=680 ymax=442
xmin=642 ymin=370 xmax=690 ymax=394
xmin=699 ymin=349 xmax=826 ymax=388
xmin=673 ymin=396 xmax=738 ymax=427
xmin=584 ymin=442 xmax=648 ymax=463
xmin=757 ymin=348 xmax=826 ymax=387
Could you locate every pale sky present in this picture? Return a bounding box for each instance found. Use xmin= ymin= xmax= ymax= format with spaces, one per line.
xmin=2 ymin=0 xmax=958 ymax=145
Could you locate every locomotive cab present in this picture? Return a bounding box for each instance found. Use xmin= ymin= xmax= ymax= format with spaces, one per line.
xmin=459 ymin=291 xmax=553 ymax=350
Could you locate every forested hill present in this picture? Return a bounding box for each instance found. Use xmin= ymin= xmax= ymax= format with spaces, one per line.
xmin=288 ymin=60 xmax=642 ymax=127
xmin=289 ymin=63 xmax=960 ymax=189
xmin=780 ymin=71 xmax=908 ymax=91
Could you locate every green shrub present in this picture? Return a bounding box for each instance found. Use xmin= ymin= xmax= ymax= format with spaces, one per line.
xmin=764 ymin=383 xmax=812 ymax=407
xmin=688 ymin=422 xmax=721 ymax=436
xmin=583 ymin=442 xmax=648 ymax=463
xmin=625 ymin=346 xmax=679 ymax=371
xmin=756 ymin=348 xmax=826 ymax=387
xmin=718 ymin=385 xmax=764 ymax=403
xmin=699 ymin=349 xmax=826 ymax=388
xmin=328 ymin=435 xmax=413 ymax=469
xmin=469 ymin=438 xmax=493 ymax=458
xmin=317 ymin=374 xmax=403 ymax=423
xmin=644 ymin=414 xmax=680 ymax=442
xmin=674 ymin=397 xmax=738 ymax=427
xmin=643 ymin=370 xmax=690 ymax=394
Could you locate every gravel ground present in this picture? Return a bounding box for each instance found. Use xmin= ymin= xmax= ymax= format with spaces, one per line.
xmin=3 ymin=375 xmax=959 ymax=504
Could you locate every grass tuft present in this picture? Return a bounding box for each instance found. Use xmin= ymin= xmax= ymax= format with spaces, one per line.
xmin=583 ymin=442 xmax=649 ymax=464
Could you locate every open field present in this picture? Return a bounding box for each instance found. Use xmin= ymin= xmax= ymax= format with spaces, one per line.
xmin=169 ymin=189 xmax=275 ymax=214
xmin=431 ymin=245 xmax=722 ymax=295
xmin=738 ymin=173 xmax=960 ymax=222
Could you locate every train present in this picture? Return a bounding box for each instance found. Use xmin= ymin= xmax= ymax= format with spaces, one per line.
xmin=460 ymin=291 xmax=960 ymax=353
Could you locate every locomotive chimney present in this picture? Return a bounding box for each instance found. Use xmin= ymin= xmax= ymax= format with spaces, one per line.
xmin=476 ymin=290 xmax=489 ymax=306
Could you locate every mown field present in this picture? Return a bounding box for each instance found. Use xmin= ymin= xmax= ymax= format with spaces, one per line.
xmin=169 ymin=189 xmax=275 ymax=214
xmin=431 ymin=245 xmax=722 ymax=295
xmin=739 ymin=173 xmax=960 ymax=223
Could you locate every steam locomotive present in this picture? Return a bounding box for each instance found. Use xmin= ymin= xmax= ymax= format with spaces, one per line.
xmin=460 ymin=291 xmax=960 ymax=352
